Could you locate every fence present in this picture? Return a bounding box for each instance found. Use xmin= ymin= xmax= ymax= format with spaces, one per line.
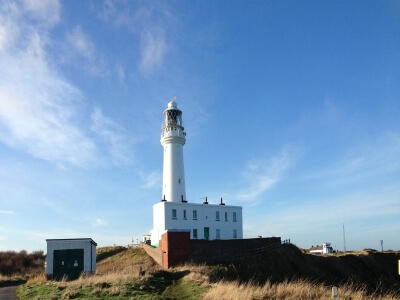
xmin=190 ymin=238 xmax=290 ymax=263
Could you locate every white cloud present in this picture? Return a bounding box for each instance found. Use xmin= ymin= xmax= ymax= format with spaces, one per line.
xmin=116 ymin=64 xmax=125 ymax=81
xmin=65 ymin=26 xmax=95 ymax=60
xmin=140 ymin=171 xmax=161 ymax=190
xmin=237 ymin=149 xmax=296 ymax=201
xmin=0 ymin=210 xmax=14 ymax=214
xmin=300 ymin=132 xmax=400 ymax=187
xmin=97 ymin=2 xmax=169 ymax=73
xmin=90 ymin=108 xmax=131 ymax=166
xmin=0 ymin=50 xmax=99 ymax=167
xmin=92 ymin=218 xmax=107 ymax=228
xmin=0 ymin=2 xmax=129 ymax=168
xmin=63 ymin=26 xmax=108 ymax=76
xmin=247 ymin=184 xmax=400 ymax=244
xmin=23 ymin=0 xmax=61 ymax=27
xmin=139 ymin=28 xmax=167 ymax=73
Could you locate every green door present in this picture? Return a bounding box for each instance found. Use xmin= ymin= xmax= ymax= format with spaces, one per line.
xmin=204 ymin=227 xmax=209 ymax=240
xmin=53 ymin=249 xmax=84 ymax=280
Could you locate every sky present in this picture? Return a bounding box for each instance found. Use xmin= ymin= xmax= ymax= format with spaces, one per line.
xmin=0 ymin=0 xmax=399 ymax=253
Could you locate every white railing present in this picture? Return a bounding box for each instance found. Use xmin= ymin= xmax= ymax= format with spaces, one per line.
xmin=161 ymin=129 xmax=186 ymax=139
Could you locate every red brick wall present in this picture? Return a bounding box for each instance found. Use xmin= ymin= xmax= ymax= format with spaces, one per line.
xmin=143 ymin=234 xmax=282 ymax=268
xmin=161 ymin=231 xmax=191 ymax=268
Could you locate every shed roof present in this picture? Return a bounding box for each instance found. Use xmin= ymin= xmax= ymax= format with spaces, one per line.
xmin=46 ymin=238 xmax=97 ymax=246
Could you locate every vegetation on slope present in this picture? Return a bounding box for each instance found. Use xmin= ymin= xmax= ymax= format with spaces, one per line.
xmin=0 ymin=250 xmax=45 ymax=287
xmin=13 ymin=244 xmax=400 ymax=299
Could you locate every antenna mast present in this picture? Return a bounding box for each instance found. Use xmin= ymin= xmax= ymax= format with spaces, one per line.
xmin=342 ymin=223 xmax=347 ymax=252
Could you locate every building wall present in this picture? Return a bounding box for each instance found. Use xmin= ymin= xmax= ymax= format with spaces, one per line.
xmin=151 ymin=201 xmax=243 ymax=245
xmin=143 ymin=233 xmax=281 ymax=268
xmin=141 ymin=243 xmax=163 ymax=266
xmin=161 ymin=230 xmax=190 ymax=268
xmin=190 ymin=237 xmax=282 ymax=263
xmin=46 ymin=238 xmax=96 ymax=277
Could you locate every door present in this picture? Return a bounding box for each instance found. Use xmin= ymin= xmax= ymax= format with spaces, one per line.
xmin=53 ymin=249 xmax=84 ymax=280
xmin=204 ymin=227 xmax=209 ymax=240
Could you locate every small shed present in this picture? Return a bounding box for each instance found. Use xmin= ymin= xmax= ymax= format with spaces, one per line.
xmin=46 ymin=238 xmax=97 ymax=280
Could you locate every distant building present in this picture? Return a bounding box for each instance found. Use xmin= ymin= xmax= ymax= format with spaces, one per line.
xmin=142 ymin=234 xmax=151 ymax=244
xmin=150 ymin=100 xmax=243 ymax=246
xmin=46 ymin=238 xmax=97 ymax=280
xmin=309 ymin=242 xmax=334 ymax=255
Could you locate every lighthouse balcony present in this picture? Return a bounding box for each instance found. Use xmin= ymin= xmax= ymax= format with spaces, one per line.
xmin=161 ymin=129 xmax=186 ymax=139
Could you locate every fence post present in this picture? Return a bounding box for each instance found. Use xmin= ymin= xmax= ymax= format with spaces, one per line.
xmin=332 ymin=286 xmax=338 ymax=300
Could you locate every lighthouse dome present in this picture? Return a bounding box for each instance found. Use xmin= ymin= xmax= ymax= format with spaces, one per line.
xmin=168 ymin=101 xmax=178 ymax=109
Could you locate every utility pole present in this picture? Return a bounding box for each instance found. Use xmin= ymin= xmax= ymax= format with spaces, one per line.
xmin=380 ymin=240 xmax=383 ymax=252
xmin=343 ymin=223 xmax=347 ymax=252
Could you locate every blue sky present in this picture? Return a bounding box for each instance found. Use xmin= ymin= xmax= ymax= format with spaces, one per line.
xmin=0 ymin=0 xmax=399 ymax=252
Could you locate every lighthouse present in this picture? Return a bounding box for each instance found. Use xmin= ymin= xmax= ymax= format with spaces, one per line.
xmin=150 ymin=99 xmax=243 ymax=246
xmin=161 ymin=99 xmax=186 ymax=203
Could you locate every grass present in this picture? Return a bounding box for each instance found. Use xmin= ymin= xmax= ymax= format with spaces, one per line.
xmin=14 ymin=245 xmax=400 ymax=299
xmin=204 ymin=279 xmax=400 ymax=300
xmin=0 ymin=274 xmax=27 ymax=288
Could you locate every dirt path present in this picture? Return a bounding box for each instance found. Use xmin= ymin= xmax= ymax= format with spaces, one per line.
xmin=0 ymin=286 xmax=20 ymax=300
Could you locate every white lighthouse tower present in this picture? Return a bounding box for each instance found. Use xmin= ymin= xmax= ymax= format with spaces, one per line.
xmin=150 ymin=99 xmax=243 ymax=246
xmin=161 ymin=99 xmax=187 ymax=203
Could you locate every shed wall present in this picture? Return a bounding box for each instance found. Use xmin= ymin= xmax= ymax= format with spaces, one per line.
xmin=46 ymin=239 xmax=96 ymax=278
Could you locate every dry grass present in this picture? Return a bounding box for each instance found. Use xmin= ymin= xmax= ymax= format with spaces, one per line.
xmin=17 ymin=246 xmax=400 ymax=300
xmin=204 ymin=279 xmax=399 ymax=300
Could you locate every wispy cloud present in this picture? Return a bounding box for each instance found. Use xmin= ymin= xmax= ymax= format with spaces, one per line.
xmin=246 ymin=184 xmax=400 ymax=243
xmin=63 ymin=26 xmax=108 ymax=76
xmin=0 ymin=210 xmax=14 ymax=215
xmin=139 ymin=28 xmax=167 ymax=73
xmin=300 ymin=132 xmax=400 ymax=187
xmin=98 ymin=1 xmax=169 ymax=74
xmin=0 ymin=2 xmax=129 ymax=168
xmin=23 ymin=0 xmax=61 ymax=27
xmin=237 ymin=148 xmax=297 ymax=201
xmin=0 ymin=50 xmax=98 ymax=167
xmin=90 ymin=108 xmax=131 ymax=166
xmin=140 ymin=171 xmax=161 ymax=190
xmin=92 ymin=218 xmax=107 ymax=228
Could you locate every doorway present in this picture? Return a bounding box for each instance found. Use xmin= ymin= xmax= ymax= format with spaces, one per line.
xmin=53 ymin=249 xmax=84 ymax=280
xmin=204 ymin=227 xmax=209 ymax=240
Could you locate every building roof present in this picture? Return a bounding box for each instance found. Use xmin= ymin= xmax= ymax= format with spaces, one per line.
xmin=46 ymin=238 xmax=97 ymax=246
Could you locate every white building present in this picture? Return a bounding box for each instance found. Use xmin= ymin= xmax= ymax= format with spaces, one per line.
xmin=309 ymin=242 xmax=334 ymax=255
xmin=150 ymin=99 xmax=243 ymax=245
xmin=46 ymin=238 xmax=97 ymax=280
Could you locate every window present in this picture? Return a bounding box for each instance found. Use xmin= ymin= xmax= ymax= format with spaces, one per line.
xmin=233 ymin=229 xmax=237 ymax=239
xmin=216 ymin=211 xmax=220 ymax=221
xmin=193 ymin=229 xmax=198 ymax=239
xmin=233 ymin=212 xmax=237 ymax=222
xmin=183 ymin=209 xmax=187 ymax=219
xmin=172 ymin=209 xmax=177 ymax=219
xmin=225 ymin=212 xmax=228 ymax=221
xmin=193 ymin=210 xmax=197 ymax=220
xmin=216 ymin=229 xmax=220 ymax=239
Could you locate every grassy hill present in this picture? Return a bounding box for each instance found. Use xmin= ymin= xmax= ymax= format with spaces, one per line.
xmin=13 ymin=245 xmax=400 ymax=299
